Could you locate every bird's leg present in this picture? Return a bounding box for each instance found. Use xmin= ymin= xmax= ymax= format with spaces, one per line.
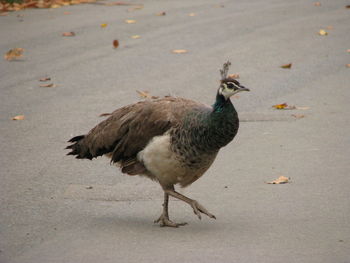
xmin=164 ymin=186 xmax=216 ymax=220
xmin=154 ymin=192 xmax=187 ymax=227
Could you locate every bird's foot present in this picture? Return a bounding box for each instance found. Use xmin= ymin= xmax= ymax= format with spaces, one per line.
xmin=190 ymin=200 xmax=216 ymax=220
xmin=154 ymin=214 xmax=188 ymax=228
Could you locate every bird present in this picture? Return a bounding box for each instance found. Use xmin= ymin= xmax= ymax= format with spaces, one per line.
xmin=66 ymin=61 xmax=249 ymax=227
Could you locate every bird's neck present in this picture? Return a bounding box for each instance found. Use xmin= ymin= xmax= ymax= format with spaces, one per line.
xmin=212 ymin=93 xmax=232 ymax=113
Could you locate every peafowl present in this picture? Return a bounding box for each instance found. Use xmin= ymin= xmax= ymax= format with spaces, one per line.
xmin=66 ymin=61 xmax=249 ymax=227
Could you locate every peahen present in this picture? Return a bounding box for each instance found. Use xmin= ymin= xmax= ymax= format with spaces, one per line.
xmin=66 ymin=61 xmax=249 ymax=227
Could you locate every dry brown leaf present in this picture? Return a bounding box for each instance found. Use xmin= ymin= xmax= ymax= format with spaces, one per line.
xmin=99 ymin=113 xmax=112 ymax=117
xmin=39 ymin=83 xmax=55 ymax=88
xmin=281 ymin=63 xmax=292 ymax=69
xmin=272 ymin=103 xmax=296 ymax=110
xmin=113 ymin=40 xmax=119 ymax=48
xmin=100 ymin=23 xmax=107 ymax=28
xmin=228 ymin=73 xmax=240 ymax=79
xmin=125 ymin=19 xmax=136 ymax=24
xmin=291 ymin=114 xmax=305 ymax=119
xmin=4 ymin=48 xmax=24 ymax=61
xmin=136 ymin=90 xmax=159 ymax=99
xmin=172 ymin=49 xmax=188 ymax=54
xmin=188 ymin=12 xmax=196 ymax=16
xmin=314 ymin=2 xmax=321 ymax=6
xmin=12 ymin=115 xmax=25 ymax=120
xmin=39 ymin=77 xmax=51 ymax=82
xmin=318 ymin=29 xmax=328 ymax=36
xmin=130 ymin=35 xmax=141 ymax=39
xmin=155 ymin=11 xmax=166 ymax=16
xmin=266 ymin=176 xmax=290 ymax=184
xmin=346 ymin=5 xmax=350 ymax=8
xmin=62 ymin=31 xmax=75 ymax=37
xmin=346 ymin=64 xmax=350 ymax=68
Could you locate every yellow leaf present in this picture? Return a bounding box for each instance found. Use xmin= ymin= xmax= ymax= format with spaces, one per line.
xmin=281 ymin=63 xmax=292 ymax=69
xmin=228 ymin=74 xmax=239 ymax=79
xmin=101 ymin=23 xmax=107 ymax=28
xmin=172 ymin=49 xmax=188 ymax=54
xmin=318 ymin=29 xmax=328 ymax=36
xmin=130 ymin=35 xmax=141 ymax=39
xmin=125 ymin=19 xmax=136 ymax=24
xmin=266 ymin=176 xmax=290 ymax=184
xmin=12 ymin=115 xmax=25 ymax=120
xmin=4 ymin=48 xmax=24 ymax=61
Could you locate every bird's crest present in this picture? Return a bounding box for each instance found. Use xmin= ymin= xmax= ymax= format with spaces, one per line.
xmin=220 ymin=61 xmax=231 ymax=82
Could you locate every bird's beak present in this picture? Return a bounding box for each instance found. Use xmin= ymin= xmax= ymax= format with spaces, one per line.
xmin=238 ymin=85 xmax=250 ymax=92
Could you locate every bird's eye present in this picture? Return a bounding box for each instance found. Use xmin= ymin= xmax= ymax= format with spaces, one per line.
xmin=227 ymin=83 xmax=234 ymax=89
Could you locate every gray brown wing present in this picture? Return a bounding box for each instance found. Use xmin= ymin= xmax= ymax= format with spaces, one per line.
xmin=66 ymin=97 xmax=209 ymax=164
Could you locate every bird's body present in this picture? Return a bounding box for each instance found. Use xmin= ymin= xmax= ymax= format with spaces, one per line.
xmin=67 ymin=62 xmax=249 ymax=227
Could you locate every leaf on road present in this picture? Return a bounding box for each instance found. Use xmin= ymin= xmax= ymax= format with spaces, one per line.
xmin=39 ymin=83 xmax=55 ymax=88
xmin=12 ymin=115 xmax=25 ymax=120
xmin=125 ymin=19 xmax=136 ymax=23
xmin=272 ymin=103 xmax=296 ymax=110
xmin=155 ymin=11 xmax=166 ymax=16
xmin=266 ymin=176 xmax=290 ymax=184
xmin=291 ymin=114 xmax=305 ymax=119
xmin=188 ymin=13 xmax=196 ymax=16
xmin=104 ymin=1 xmax=137 ymax=6
xmin=228 ymin=73 xmax=240 ymax=79
xmin=101 ymin=23 xmax=107 ymax=28
xmin=318 ymin=29 xmax=328 ymax=36
xmin=346 ymin=5 xmax=350 ymax=8
xmin=62 ymin=32 xmax=75 ymax=37
xmin=281 ymin=63 xmax=292 ymax=69
xmin=172 ymin=49 xmax=188 ymax=54
xmin=113 ymin=40 xmax=119 ymax=48
xmin=346 ymin=64 xmax=350 ymax=68
xmin=130 ymin=35 xmax=141 ymax=39
xmin=4 ymin=48 xmax=24 ymax=61
xmin=136 ymin=90 xmax=159 ymax=99
xmin=39 ymin=77 xmax=51 ymax=82
xmin=313 ymin=2 xmax=321 ymax=6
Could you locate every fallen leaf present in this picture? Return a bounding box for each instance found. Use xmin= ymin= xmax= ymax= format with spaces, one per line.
xmin=314 ymin=2 xmax=321 ymax=6
xmin=113 ymin=40 xmax=119 ymax=48
xmin=12 ymin=115 xmax=25 ymax=120
xmin=172 ymin=49 xmax=188 ymax=54
xmin=272 ymin=103 xmax=296 ymax=110
xmin=136 ymin=90 xmax=159 ymax=99
xmin=346 ymin=64 xmax=350 ymax=68
xmin=125 ymin=19 xmax=136 ymax=24
xmin=104 ymin=1 xmax=137 ymax=6
xmin=291 ymin=114 xmax=305 ymax=119
xmin=99 ymin=113 xmax=112 ymax=117
xmin=130 ymin=35 xmax=141 ymax=39
xmin=39 ymin=83 xmax=55 ymax=88
xmin=188 ymin=12 xmax=196 ymax=16
xmin=266 ymin=176 xmax=290 ymax=184
xmin=101 ymin=23 xmax=107 ymax=28
xmin=62 ymin=32 xmax=75 ymax=37
xmin=228 ymin=73 xmax=240 ymax=79
xmin=318 ymin=29 xmax=328 ymax=36
xmin=155 ymin=11 xmax=166 ymax=16
xmin=39 ymin=77 xmax=51 ymax=82
xmin=4 ymin=48 xmax=24 ymax=61
xmin=281 ymin=63 xmax=292 ymax=69
xmin=346 ymin=5 xmax=350 ymax=8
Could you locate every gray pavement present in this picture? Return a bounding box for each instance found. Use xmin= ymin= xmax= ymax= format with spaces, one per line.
xmin=1 ymin=0 xmax=350 ymax=262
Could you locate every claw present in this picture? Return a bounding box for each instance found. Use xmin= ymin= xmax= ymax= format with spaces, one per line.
xmin=190 ymin=200 xmax=216 ymax=220
xmin=154 ymin=214 xmax=188 ymax=228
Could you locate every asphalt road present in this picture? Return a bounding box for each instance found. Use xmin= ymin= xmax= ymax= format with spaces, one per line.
xmin=1 ymin=0 xmax=350 ymax=262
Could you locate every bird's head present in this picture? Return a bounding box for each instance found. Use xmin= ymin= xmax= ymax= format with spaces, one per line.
xmin=218 ymin=78 xmax=250 ymax=100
